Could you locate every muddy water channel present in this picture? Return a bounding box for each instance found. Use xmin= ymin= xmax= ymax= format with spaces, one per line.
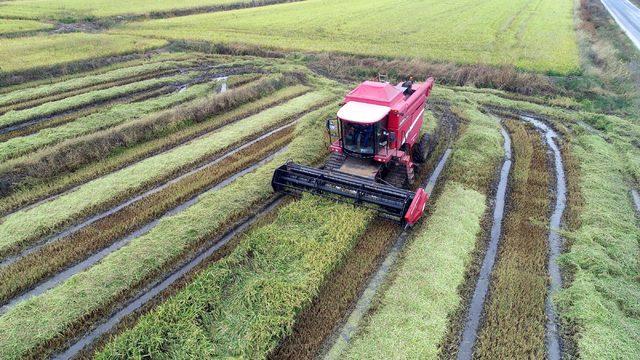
xmin=522 ymin=115 xmax=566 ymax=360
xmin=457 ymin=125 xmax=512 ymax=360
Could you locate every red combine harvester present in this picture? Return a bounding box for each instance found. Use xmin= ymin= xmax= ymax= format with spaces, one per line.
xmin=272 ymin=77 xmax=435 ymax=226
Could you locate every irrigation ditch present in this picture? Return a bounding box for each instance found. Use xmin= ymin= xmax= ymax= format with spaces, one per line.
xmin=0 ymin=124 xmax=296 ymax=312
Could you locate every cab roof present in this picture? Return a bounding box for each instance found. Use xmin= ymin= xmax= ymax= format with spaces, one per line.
xmin=337 ymin=101 xmax=390 ymax=124
xmin=344 ymin=81 xmax=404 ymax=107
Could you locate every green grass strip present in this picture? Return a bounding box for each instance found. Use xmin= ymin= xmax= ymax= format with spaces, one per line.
xmin=0 ymin=91 xmax=331 ymax=257
xmin=0 ymin=72 xmax=197 ymax=129
xmin=0 ymin=52 xmax=196 ymax=95
xmin=0 ymin=60 xmax=191 ymax=108
xmin=447 ymin=100 xmax=504 ymax=192
xmin=0 ymin=103 xmax=338 ymax=359
xmin=0 ymin=79 xmax=216 ymax=162
xmin=344 ymin=183 xmax=485 ymax=359
xmin=0 ymin=33 xmax=167 ymax=73
xmin=556 ymin=135 xmax=640 ymax=359
xmin=0 ymin=20 xmax=53 ymax=35
xmin=97 ymin=194 xmax=373 ymax=359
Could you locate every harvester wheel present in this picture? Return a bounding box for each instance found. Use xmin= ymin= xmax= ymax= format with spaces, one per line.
xmin=412 ymin=133 xmax=430 ymax=163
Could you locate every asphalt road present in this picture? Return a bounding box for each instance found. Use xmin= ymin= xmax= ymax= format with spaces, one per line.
xmin=601 ymin=0 xmax=640 ymax=50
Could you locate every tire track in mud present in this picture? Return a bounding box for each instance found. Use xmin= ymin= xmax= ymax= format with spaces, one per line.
xmin=322 ymin=148 xmax=453 ymax=359
xmin=0 ymin=118 xmax=299 ymax=270
xmin=54 ymin=197 xmax=286 ymax=360
xmin=0 ymin=144 xmax=288 ymax=315
xmin=521 ymin=115 xmax=567 ymax=360
xmin=457 ymin=124 xmax=513 ymax=360
xmin=632 ymin=189 xmax=640 ymax=214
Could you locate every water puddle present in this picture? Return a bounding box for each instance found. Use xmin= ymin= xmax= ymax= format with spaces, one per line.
xmin=457 ymin=125 xmax=512 ymax=360
xmin=0 ymin=148 xmax=285 ymax=314
xmin=53 ymin=198 xmax=285 ymax=360
xmin=0 ymin=121 xmax=298 ymax=270
xmin=522 ymin=115 xmax=566 ymax=360
xmin=323 ymin=148 xmax=452 ymax=359
xmin=632 ymin=189 xmax=640 ymax=214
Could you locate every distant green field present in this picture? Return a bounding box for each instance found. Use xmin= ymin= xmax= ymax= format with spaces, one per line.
xmin=0 ymin=0 xmax=255 ymax=20
xmin=0 ymin=33 xmax=167 ymax=73
xmin=0 ymin=20 xmax=53 ymax=35
xmin=114 ymin=0 xmax=579 ymax=73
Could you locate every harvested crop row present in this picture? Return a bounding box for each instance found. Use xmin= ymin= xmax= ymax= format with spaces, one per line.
xmin=95 ymin=104 xmax=437 ymax=359
xmin=0 ymin=80 xmax=307 ymax=215
xmin=0 ymin=73 xmax=259 ymax=180
xmin=0 ymin=69 xmax=177 ymax=118
xmin=0 ymin=59 xmax=194 ymax=110
xmin=0 ymin=91 xmax=332 ymax=259
xmin=0 ymin=104 xmax=338 ymax=359
xmin=474 ymin=121 xmax=551 ymax=358
xmin=0 ymin=123 xmax=295 ymax=307
xmin=0 ymin=71 xmax=199 ymax=130
xmin=340 ymin=100 xmax=502 ymax=359
xmin=443 ymin=87 xmax=640 ymax=358
xmin=0 ymin=79 xmax=217 ymax=163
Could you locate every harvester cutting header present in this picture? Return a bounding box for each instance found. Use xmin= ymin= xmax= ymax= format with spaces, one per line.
xmin=272 ymin=77 xmax=436 ymax=226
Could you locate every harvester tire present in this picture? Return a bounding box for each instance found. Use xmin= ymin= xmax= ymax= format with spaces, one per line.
xmin=412 ymin=133 xmax=430 ymax=163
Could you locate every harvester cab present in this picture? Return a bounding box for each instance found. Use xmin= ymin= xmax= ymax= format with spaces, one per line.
xmin=272 ymin=77 xmax=435 ymax=226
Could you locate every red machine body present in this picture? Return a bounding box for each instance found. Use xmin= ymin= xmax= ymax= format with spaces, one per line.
xmin=329 ymin=78 xmax=434 ymax=177
xmin=272 ymin=78 xmax=435 ymax=226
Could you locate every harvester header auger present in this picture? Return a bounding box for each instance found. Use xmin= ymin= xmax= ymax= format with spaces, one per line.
xmin=272 ymin=77 xmax=436 ymax=226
